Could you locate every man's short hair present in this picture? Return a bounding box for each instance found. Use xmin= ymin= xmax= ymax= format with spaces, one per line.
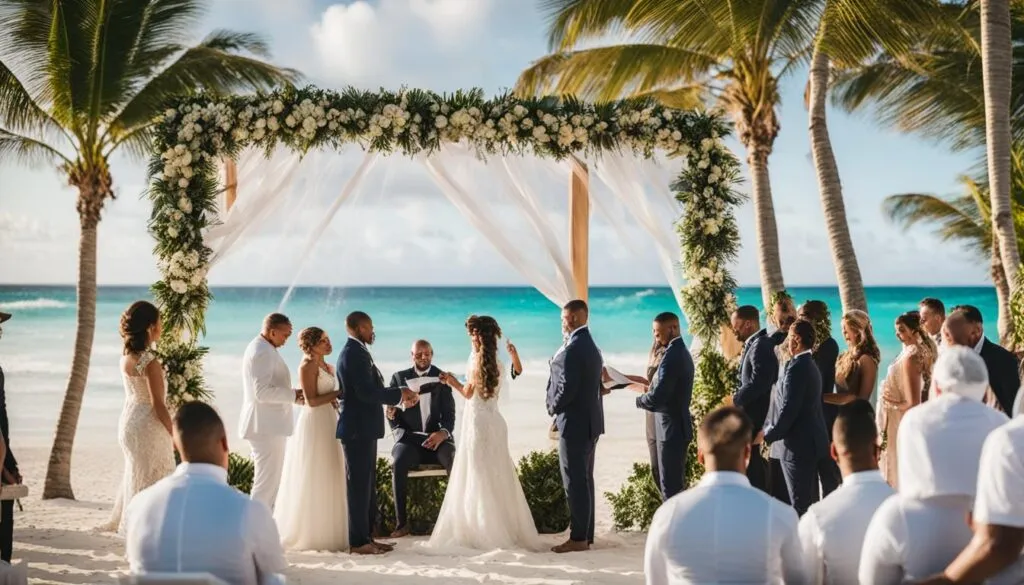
xmin=174 ymin=401 xmax=226 ymax=459
xmin=413 ymin=339 xmax=432 ymax=349
xmin=933 ymin=344 xmax=990 ymax=401
xmin=790 ymin=318 xmax=815 ymax=348
xmin=920 ymin=297 xmax=946 ymax=316
xmin=563 ymin=299 xmax=589 ymax=315
xmin=833 ymin=400 xmax=878 ymax=454
xmin=654 ymin=312 xmax=679 ymax=324
xmin=345 ymin=311 xmax=371 ymax=330
xmin=733 ymin=305 xmax=760 ymax=322
xmin=263 ymin=313 xmax=290 ymax=330
xmin=698 ymin=406 xmax=753 ymax=461
xmin=951 ymin=304 xmax=984 ymax=325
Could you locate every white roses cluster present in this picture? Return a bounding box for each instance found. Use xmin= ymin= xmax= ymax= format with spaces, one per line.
xmin=285 ymin=98 xmax=329 ymax=141
xmin=159 ymin=249 xmax=206 ymax=295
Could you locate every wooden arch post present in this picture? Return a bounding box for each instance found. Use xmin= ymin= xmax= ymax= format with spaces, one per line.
xmin=223 ymin=158 xmax=238 ymax=212
xmin=569 ymin=156 xmax=589 ymax=303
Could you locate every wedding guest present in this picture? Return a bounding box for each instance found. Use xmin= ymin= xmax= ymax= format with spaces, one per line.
xmin=730 ymin=305 xmax=778 ymax=493
xmin=767 ymin=293 xmax=797 ymax=502
xmin=239 ymin=313 xmax=303 ymax=511
xmin=104 ymin=301 xmax=175 ymax=533
xmin=939 ymin=314 xmax=1005 ymax=411
xmin=919 ymin=297 xmax=946 ymax=351
xmin=0 ymin=310 xmax=20 ymax=562
xmin=638 ymin=340 xmax=668 ymax=490
xmin=915 ymin=416 xmax=1024 ymax=584
xmin=826 ymin=310 xmax=880 ymax=405
xmin=633 ymin=312 xmax=694 ymax=500
xmin=125 ymin=401 xmax=287 ymax=585
xmin=798 ymin=400 xmax=894 ymax=585
xmin=644 ymin=406 xmax=808 ymax=584
xmin=877 ymin=311 xmax=934 ymax=489
xmin=797 ymin=300 xmax=841 ymax=498
xmin=859 ymin=346 xmax=1008 ymax=584
xmin=950 ymin=304 xmax=1020 ymax=413
xmin=386 ymin=339 xmax=455 ymax=537
xmin=759 ymin=319 xmax=829 ymax=516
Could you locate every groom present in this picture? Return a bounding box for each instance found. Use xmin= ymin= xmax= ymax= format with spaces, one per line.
xmin=337 ymin=311 xmax=418 ymax=555
xmin=545 ymin=299 xmax=604 ymax=553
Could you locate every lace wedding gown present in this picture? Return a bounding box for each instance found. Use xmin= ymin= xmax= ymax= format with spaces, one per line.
xmin=103 ymin=350 xmax=175 ymax=533
xmin=273 ymin=366 xmax=349 ymax=551
xmin=424 ymin=356 xmax=542 ymax=552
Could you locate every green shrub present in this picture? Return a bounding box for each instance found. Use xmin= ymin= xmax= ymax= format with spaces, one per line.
xmin=604 ymin=462 xmax=662 ymax=531
xmin=227 ymin=452 xmax=254 ymax=494
xmin=517 ymin=449 xmax=570 ymax=534
xmin=373 ymin=457 xmax=448 ymax=535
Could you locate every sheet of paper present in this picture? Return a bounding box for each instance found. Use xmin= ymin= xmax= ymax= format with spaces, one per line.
xmin=603 ymin=366 xmax=634 ymax=390
xmin=405 ymin=376 xmax=440 ymax=393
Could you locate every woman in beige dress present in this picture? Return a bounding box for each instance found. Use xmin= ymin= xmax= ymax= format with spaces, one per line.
xmin=826 ymin=309 xmax=881 ymax=406
xmin=878 ymin=311 xmax=937 ymax=488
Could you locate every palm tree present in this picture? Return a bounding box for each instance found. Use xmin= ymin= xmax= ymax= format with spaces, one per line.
xmin=981 ymin=0 xmax=1020 ymax=296
xmin=516 ymin=0 xmax=815 ymax=309
xmin=0 ymin=0 xmax=298 ymax=500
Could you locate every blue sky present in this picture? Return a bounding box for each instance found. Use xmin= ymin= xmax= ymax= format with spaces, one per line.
xmin=0 ymin=0 xmax=985 ymax=287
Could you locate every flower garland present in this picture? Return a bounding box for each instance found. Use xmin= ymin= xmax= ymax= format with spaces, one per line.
xmin=146 ymin=86 xmax=741 ymax=411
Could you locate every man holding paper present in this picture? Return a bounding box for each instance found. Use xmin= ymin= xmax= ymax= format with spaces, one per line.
xmin=386 ymin=340 xmax=455 ymax=537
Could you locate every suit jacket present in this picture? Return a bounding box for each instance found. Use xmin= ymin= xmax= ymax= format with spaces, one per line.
xmin=764 ymin=352 xmax=829 ymax=461
xmin=336 ymin=338 xmax=403 ymax=441
xmin=733 ymin=329 xmax=779 ymax=432
xmin=238 ymin=336 xmax=294 ymax=440
xmin=814 ymin=337 xmax=839 ymax=396
xmin=0 ymin=364 xmax=16 ymax=475
xmin=388 ymin=365 xmax=455 ymax=445
xmin=636 ymin=338 xmax=694 ymax=443
xmin=980 ymin=338 xmax=1020 ymax=414
xmin=545 ymin=327 xmax=605 ymax=442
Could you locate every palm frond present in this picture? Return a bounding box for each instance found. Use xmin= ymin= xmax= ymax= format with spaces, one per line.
xmin=0 ymin=127 xmax=71 ymax=167
xmin=44 ymin=0 xmax=97 ymax=132
xmin=627 ymin=84 xmax=708 ymax=109
xmin=818 ymin=0 xmax=946 ymax=68
xmin=540 ymin=0 xmax=637 ymax=51
xmin=882 ymin=190 xmax=989 ymax=256
xmin=0 ymin=58 xmax=70 ymax=146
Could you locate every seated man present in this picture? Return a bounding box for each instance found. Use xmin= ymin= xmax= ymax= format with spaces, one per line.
xmin=386 ymin=339 xmax=455 ymax=537
xmin=125 ymin=402 xmax=286 ymax=585
xmin=644 ymin=406 xmax=808 ymax=584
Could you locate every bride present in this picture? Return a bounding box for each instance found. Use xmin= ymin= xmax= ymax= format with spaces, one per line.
xmin=272 ymin=327 xmax=348 ymax=551
xmin=426 ymin=315 xmax=542 ymax=551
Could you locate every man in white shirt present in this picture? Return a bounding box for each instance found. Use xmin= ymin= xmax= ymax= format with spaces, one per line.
xmin=915 ymin=415 xmax=1024 ymax=585
xmin=799 ymin=399 xmax=894 ymax=584
xmin=239 ymin=313 xmax=303 ymax=510
xmin=644 ymin=406 xmax=808 ymax=584
xmin=125 ymin=402 xmax=287 ymax=585
xmin=859 ymin=346 xmax=1009 ymax=584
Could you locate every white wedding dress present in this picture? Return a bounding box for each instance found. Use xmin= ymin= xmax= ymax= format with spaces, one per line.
xmin=273 ymin=366 xmax=349 ymax=551
xmin=424 ymin=355 xmax=542 ymax=551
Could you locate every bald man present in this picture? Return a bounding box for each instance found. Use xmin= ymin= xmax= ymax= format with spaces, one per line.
xmin=386 ymin=340 xmax=455 ymax=537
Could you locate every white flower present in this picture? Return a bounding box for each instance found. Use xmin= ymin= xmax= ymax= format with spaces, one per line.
xmin=285 ymin=115 xmax=297 ymax=128
xmin=177 ymin=197 xmax=192 ymax=213
xmin=272 ymin=100 xmax=284 ymax=114
xmin=267 ymin=117 xmax=279 ymax=131
xmin=434 ymin=116 xmax=448 ymax=129
xmin=177 ymin=178 xmax=189 ymax=189
xmin=166 ymin=226 xmax=179 ymax=238
xmin=164 ymin=109 xmax=177 ymax=120
xmin=302 ymin=116 xmax=316 ymax=131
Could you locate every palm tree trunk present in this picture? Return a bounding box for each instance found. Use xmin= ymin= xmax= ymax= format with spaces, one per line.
xmin=991 ymin=234 xmax=1014 ymax=346
xmin=42 ymin=187 xmax=100 ymax=500
xmin=981 ymin=0 xmax=1020 ymax=289
xmin=808 ymin=45 xmax=868 ymax=314
xmin=746 ymin=145 xmax=786 ymax=309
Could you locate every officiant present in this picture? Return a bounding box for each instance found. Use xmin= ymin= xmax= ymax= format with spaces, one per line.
xmin=385 ymin=339 xmax=455 ymax=537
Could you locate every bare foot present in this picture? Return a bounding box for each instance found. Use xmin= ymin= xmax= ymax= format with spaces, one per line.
xmin=389 ymin=525 xmax=411 ymax=538
xmin=350 ymin=544 xmax=384 ymax=555
xmin=551 ymin=539 xmax=590 ymax=554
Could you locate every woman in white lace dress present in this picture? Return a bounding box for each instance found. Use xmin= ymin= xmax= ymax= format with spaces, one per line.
xmin=426 ymin=315 xmax=542 ymax=552
xmin=273 ymin=327 xmax=347 ymax=551
xmin=103 ymin=301 xmax=175 ymax=533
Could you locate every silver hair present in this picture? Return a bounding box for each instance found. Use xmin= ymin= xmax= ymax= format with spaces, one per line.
xmin=933 ymin=345 xmax=989 ymax=401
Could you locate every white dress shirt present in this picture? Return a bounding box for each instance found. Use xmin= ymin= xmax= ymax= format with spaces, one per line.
xmin=239 ymin=336 xmax=295 ymax=440
xmin=973 ymin=416 xmax=1024 ymax=585
xmin=125 ymin=463 xmax=287 ymax=585
xmin=798 ymin=470 xmax=894 ymax=585
xmin=644 ymin=471 xmax=809 ymax=584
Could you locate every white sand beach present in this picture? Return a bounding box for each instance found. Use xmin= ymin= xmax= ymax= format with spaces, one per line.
xmin=9 ymin=365 xmax=651 ymax=584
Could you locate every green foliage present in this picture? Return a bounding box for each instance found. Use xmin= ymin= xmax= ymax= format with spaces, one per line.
xmin=372 ymin=457 xmax=448 ymax=535
xmin=517 ymin=449 xmax=571 ymax=534
xmin=687 ymin=350 xmax=739 ymax=487
xmin=156 ymin=340 xmax=211 ymax=405
xmin=1010 ymin=264 xmax=1024 ymax=351
xmin=227 ymin=453 xmax=254 ymax=495
xmin=604 ymin=462 xmax=662 ymax=532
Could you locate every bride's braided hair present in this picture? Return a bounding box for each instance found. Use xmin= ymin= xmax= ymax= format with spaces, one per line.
xmin=466 ymin=315 xmax=501 ymax=401
xmin=120 ymin=300 xmax=159 ymax=355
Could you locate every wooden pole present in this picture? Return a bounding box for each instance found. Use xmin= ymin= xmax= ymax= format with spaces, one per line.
xmin=224 ymin=158 xmax=238 ymax=212
xmin=569 ymin=156 xmax=590 ymax=303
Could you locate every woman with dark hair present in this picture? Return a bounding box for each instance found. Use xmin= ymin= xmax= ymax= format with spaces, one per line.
xmin=426 ymin=315 xmax=541 ymax=551
xmin=797 ymin=300 xmax=842 ymax=496
xmin=103 ymin=300 xmax=175 ymax=533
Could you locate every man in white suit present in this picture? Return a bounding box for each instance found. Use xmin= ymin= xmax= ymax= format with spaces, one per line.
xmin=240 ymin=313 xmax=302 ymax=510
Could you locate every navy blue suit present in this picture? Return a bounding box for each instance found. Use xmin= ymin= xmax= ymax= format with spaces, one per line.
xmin=763 ymin=352 xmax=829 ymax=516
xmin=813 ymin=337 xmax=842 ymax=497
xmin=733 ymin=329 xmax=778 ymax=492
xmin=337 ymin=338 xmax=404 ymax=547
xmin=545 ymin=327 xmax=604 ymax=543
xmin=980 ymin=338 xmax=1020 ymax=413
xmin=635 ymin=338 xmax=693 ymax=500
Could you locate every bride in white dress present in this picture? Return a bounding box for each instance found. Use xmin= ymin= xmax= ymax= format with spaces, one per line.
xmin=273 ymin=327 xmax=348 ymax=551
xmin=426 ymin=315 xmax=542 ymax=551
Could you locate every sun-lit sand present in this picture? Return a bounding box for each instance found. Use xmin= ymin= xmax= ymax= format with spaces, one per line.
xmin=11 ymin=365 xmax=652 ymax=584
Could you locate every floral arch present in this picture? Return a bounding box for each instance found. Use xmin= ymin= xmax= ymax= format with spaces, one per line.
xmin=147 ymin=85 xmax=742 ymax=431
